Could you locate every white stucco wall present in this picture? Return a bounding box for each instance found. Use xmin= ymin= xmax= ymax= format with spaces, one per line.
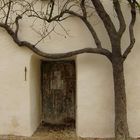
xmin=0 ymin=29 xmax=32 ymax=136
xmin=0 ymin=0 xmax=140 ymax=138
xmin=76 ymin=54 xmax=114 ymax=138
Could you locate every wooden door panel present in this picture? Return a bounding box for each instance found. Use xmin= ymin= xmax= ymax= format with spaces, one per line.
xmin=42 ymin=61 xmax=76 ymax=126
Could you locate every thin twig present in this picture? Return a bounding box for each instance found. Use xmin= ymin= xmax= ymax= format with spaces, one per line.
xmin=34 ymin=26 xmax=56 ymax=46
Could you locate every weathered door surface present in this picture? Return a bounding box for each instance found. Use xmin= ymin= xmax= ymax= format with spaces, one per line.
xmin=41 ymin=61 xmax=76 ymax=127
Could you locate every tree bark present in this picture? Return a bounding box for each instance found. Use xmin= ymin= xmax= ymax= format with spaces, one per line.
xmin=112 ymin=58 xmax=131 ymax=140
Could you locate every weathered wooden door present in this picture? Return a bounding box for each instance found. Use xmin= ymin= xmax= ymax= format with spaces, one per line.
xmin=41 ymin=61 xmax=76 ymax=126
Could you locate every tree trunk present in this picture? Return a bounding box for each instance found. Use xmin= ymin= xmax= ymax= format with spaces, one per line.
xmin=112 ymin=58 xmax=131 ymax=140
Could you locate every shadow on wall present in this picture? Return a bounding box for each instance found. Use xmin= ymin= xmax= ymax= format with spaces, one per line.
xmin=29 ymin=54 xmax=42 ymax=135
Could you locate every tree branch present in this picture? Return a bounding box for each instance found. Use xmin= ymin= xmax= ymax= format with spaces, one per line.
xmin=55 ymin=10 xmax=103 ymax=49
xmin=29 ymin=7 xmax=103 ymax=49
xmin=80 ymin=0 xmax=87 ymax=18
xmin=123 ymin=1 xmax=136 ymax=60
xmin=34 ymin=26 xmax=55 ymax=46
xmin=91 ymin=0 xmax=117 ymax=43
xmin=5 ymin=0 xmax=12 ymax=25
xmin=15 ymin=15 xmax=22 ymax=37
xmin=81 ymin=18 xmax=102 ymax=48
xmin=0 ymin=23 xmax=112 ymax=60
xmin=49 ymin=10 xmax=83 ymax=21
xmin=48 ymin=0 xmax=55 ymax=20
xmin=28 ymin=9 xmax=82 ymax=22
xmin=113 ymin=0 xmax=126 ymax=37
xmin=21 ymin=2 xmax=106 ymax=54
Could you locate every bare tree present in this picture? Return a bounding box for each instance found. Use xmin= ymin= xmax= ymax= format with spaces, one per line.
xmin=0 ymin=0 xmax=139 ymax=139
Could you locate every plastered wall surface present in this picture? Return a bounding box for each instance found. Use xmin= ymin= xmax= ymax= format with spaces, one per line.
xmin=0 ymin=30 xmax=32 ymax=136
xmin=76 ymin=54 xmax=114 ymax=138
xmin=0 ymin=0 xmax=140 ymax=138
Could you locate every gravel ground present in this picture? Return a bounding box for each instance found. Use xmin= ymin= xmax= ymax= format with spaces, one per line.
xmin=0 ymin=126 xmax=112 ymax=140
xmin=0 ymin=126 xmax=138 ymax=140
